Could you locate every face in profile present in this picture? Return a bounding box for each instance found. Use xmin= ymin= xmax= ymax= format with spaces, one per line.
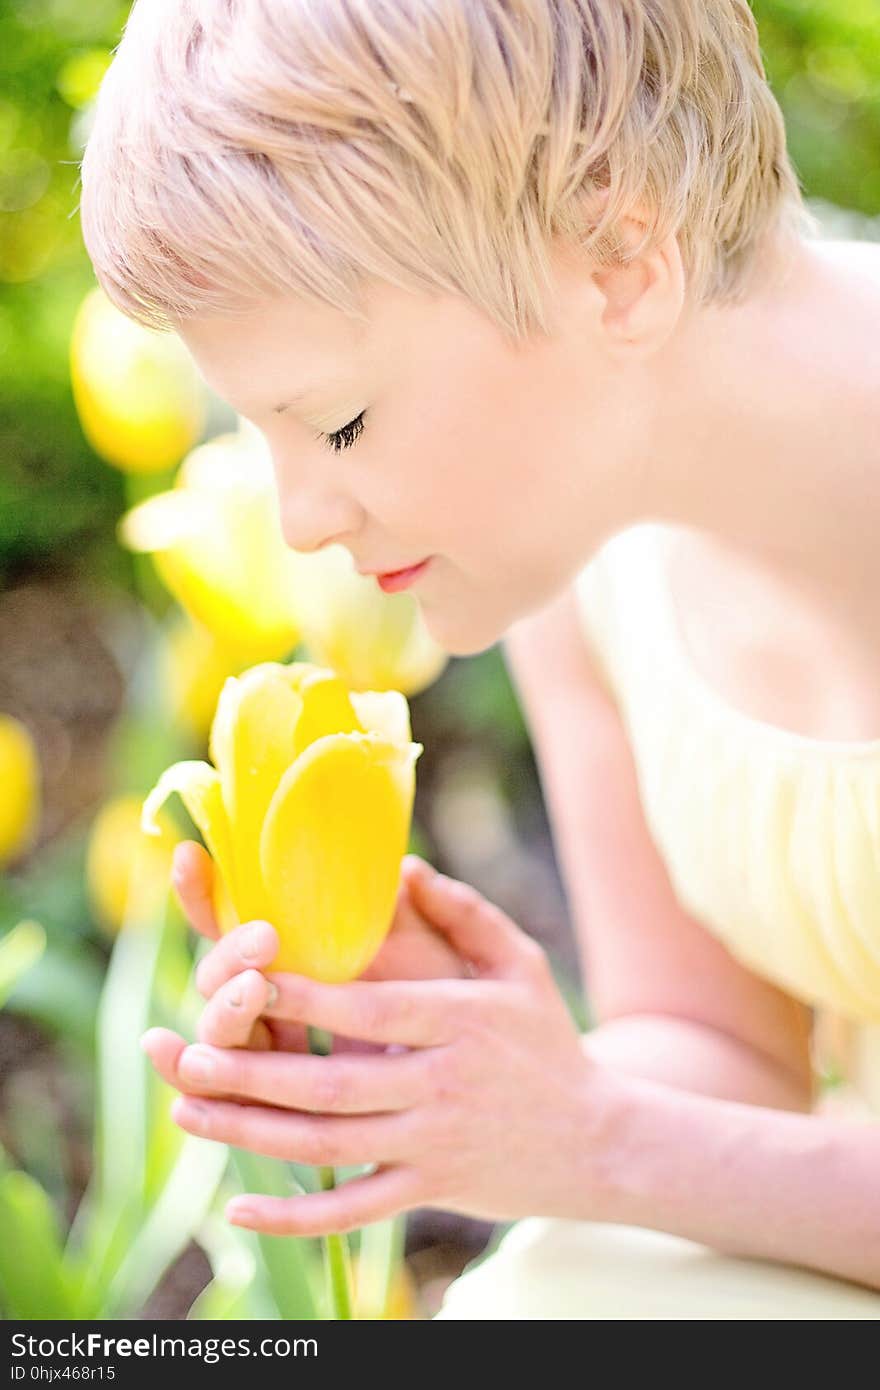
xmin=176 ymin=251 xmax=649 ymax=656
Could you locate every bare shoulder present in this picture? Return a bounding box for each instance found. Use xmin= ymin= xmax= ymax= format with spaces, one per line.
xmin=811 ymin=235 xmax=880 ymax=280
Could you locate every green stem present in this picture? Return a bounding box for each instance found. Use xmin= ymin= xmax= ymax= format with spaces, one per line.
xmin=306 ymin=1026 xmax=355 ymax=1320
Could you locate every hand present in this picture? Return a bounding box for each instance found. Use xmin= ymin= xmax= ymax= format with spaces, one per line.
xmin=142 ymin=858 xmax=612 ymax=1236
xmin=149 ymin=840 xmax=472 ymax=1057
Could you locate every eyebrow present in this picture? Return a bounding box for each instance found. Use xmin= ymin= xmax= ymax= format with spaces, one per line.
xmin=271 ymin=376 xmax=349 ymax=414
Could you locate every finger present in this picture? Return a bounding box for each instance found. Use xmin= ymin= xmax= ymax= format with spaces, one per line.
xmin=401 ymin=860 xmax=530 ymax=977
xmin=262 ymin=971 xmax=476 ymax=1047
xmin=141 ymin=1027 xmax=188 ymax=1090
xmin=197 ymin=969 xmax=277 ymax=1049
xmin=171 ymin=841 xmax=220 ymax=940
xmin=225 ymin=1164 xmax=425 ymax=1236
xmin=176 ymin=1040 xmax=430 ymax=1113
xmin=141 ymin=1024 xmax=270 ymax=1098
xmin=194 ymin=919 xmax=279 ymax=999
xmin=362 ymin=876 xmax=469 ymax=982
xmin=170 ymin=1095 xmax=417 ymax=1166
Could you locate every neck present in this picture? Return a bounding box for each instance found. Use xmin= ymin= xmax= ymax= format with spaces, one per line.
xmin=612 ymin=233 xmax=879 ymax=594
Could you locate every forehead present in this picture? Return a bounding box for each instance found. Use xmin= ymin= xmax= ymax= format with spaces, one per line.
xmin=175 ymin=291 xmax=373 ymax=405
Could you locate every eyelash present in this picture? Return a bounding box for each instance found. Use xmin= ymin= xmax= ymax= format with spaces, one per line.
xmin=318 ymin=410 xmax=366 ymax=453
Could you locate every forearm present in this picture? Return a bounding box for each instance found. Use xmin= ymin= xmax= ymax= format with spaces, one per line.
xmin=580 ymin=1013 xmax=813 ymax=1111
xmin=584 ymin=1048 xmax=880 ymax=1291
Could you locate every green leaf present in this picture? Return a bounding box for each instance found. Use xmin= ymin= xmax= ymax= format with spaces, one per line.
xmin=104 ymin=1134 xmax=230 ymax=1318
xmin=65 ymin=886 xmax=173 ymax=1304
xmin=355 ymin=1214 xmax=405 ymax=1320
xmin=187 ymin=1210 xmax=276 ymax=1321
xmin=231 ymin=1152 xmax=320 ymax=1320
xmin=4 ymin=940 xmax=103 ymax=1053
xmin=0 ymin=1169 xmax=78 ymax=1320
xmin=0 ymin=919 xmax=45 ymax=1008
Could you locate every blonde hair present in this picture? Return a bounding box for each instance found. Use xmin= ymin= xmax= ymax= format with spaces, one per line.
xmin=80 ymin=0 xmax=817 ymax=340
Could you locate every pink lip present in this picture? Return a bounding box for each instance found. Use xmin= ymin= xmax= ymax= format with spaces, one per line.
xmin=374 ymin=557 xmax=431 ymax=592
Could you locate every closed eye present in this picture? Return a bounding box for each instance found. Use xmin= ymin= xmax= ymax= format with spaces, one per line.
xmin=318 ymin=411 xmax=366 ymax=453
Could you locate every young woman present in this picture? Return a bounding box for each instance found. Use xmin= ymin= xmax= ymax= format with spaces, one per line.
xmin=80 ymin=1 xmax=880 ymax=1314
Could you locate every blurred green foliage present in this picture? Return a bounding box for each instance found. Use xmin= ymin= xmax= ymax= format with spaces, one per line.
xmin=1 ymin=0 xmax=129 ymax=587
xmin=754 ymin=0 xmax=880 ymax=210
xmin=1 ymin=0 xmax=879 ymax=585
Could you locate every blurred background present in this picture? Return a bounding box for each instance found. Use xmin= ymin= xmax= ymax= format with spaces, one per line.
xmin=0 ymin=0 xmax=878 ymax=1320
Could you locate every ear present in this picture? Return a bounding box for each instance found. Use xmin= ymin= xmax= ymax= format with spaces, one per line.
xmin=589 ymin=205 xmax=686 ymax=360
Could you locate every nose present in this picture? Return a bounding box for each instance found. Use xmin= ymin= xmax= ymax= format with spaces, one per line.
xmin=267 ymin=445 xmax=363 ymax=555
xmin=279 ymin=491 xmax=363 ymax=556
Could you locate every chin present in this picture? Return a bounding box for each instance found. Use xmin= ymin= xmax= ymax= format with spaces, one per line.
xmin=420 ymin=604 xmax=502 ymax=659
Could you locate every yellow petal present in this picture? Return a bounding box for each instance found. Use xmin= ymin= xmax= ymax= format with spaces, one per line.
xmin=70 ymin=288 xmax=205 ymax=474
xmin=118 ymin=430 xmax=304 ymax=659
xmin=285 ymin=666 xmax=364 ymax=759
xmin=259 ymin=732 xmax=423 ymax=981
xmin=0 ymin=715 xmax=40 ymax=869
xmin=161 ymin=616 xmax=247 ymax=743
xmin=208 ymin=666 xmax=307 ymax=922
xmin=348 ymin=690 xmax=413 ymax=746
xmin=293 ymin=544 xmax=448 ymax=694
xmin=141 ymin=761 xmax=239 ymax=924
xmin=86 ymin=794 xmax=178 ymax=934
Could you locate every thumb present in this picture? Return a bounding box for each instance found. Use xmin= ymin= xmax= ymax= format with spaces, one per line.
xmin=400 ymin=856 xmax=531 ymax=977
xmin=171 ymin=840 xmax=220 ymax=940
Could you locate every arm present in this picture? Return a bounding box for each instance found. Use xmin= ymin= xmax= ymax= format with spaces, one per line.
xmin=592 ymin=1065 xmax=880 ymax=1290
xmin=502 ymin=582 xmax=814 ymax=1111
xmin=503 ymin=585 xmax=880 ymax=1290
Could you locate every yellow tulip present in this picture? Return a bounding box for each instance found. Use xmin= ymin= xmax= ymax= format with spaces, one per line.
xmin=161 ymin=614 xmax=250 ymax=743
xmin=352 ymin=1253 xmax=422 ymax=1320
xmin=141 ymin=661 xmax=423 ymax=982
xmin=119 ymin=425 xmax=305 ymax=660
xmin=86 ymin=794 xmax=179 ymax=934
xmin=70 ymin=287 xmax=206 ymax=474
xmin=0 ymin=715 xmax=39 ymax=869
xmin=295 ymin=543 xmax=448 ymax=696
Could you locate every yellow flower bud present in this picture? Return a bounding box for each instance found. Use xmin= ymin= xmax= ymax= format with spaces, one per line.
xmin=161 ymin=615 xmax=249 ymax=743
xmin=119 ymin=426 xmax=304 ymax=660
xmin=0 ymin=715 xmax=40 ymax=869
xmin=294 ymin=543 xmax=448 ymax=696
xmin=86 ymin=794 xmax=179 ymax=934
xmin=141 ymin=661 xmax=423 ymax=982
xmin=70 ymin=287 xmax=206 ymax=474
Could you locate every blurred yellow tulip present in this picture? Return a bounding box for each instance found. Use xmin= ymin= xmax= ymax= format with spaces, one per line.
xmin=141 ymin=660 xmax=423 ymax=982
xmin=161 ymin=614 xmax=249 ymax=743
xmin=119 ymin=425 xmax=305 ymax=660
xmin=352 ymin=1253 xmax=422 ymax=1320
xmin=86 ymin=793 xmax=180 ymax=934
xmin=295 ymin=543 xmax=448 ymax=696
xmin=70 ymin=287 xmax=206 ymax=474
xmin=0 ymin=715 xmax=39 ymax=869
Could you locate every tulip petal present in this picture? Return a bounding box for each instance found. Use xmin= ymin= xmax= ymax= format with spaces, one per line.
xmin=118 ymin=435 xmax=304 ymax=659
xmin=348 ymin=690 xmax=413 ymax=746
xmin=141 ymin=760 xmax=238 ymax=919
xmin=284 ymin=665 xmax=364 ymax=759
xmin=207 ymin=664 xmax=367 ymax=922
xmin=259 ymin=732 xmax=423 ymax=981
xmin=208 ymin=667 xmax=305 ymax=921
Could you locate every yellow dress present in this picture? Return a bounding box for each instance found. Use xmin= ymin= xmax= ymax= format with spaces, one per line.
xmin=436 ymin=522 xmax=880 ymax=1319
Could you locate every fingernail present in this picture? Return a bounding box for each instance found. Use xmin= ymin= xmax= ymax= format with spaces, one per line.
xmin=180 ymin=1046 xmax=214 ymax=1082
xmin=227 ymin=1201 xmax=256 ymax=1225
xmin=264 ymin=981 xmax=279 ymax=1009
xmin=241 ymin=921 xmax=272 ymax=960
xmin=226 ymin=980 xmax=244 ymax=1007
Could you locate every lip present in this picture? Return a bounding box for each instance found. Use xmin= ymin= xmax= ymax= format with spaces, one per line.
xmin=372 ymin=557 xmax=432 ymax=592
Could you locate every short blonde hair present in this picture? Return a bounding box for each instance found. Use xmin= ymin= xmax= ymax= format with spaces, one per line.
xmin=80 ymin=0 xmax=817 ymax=340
